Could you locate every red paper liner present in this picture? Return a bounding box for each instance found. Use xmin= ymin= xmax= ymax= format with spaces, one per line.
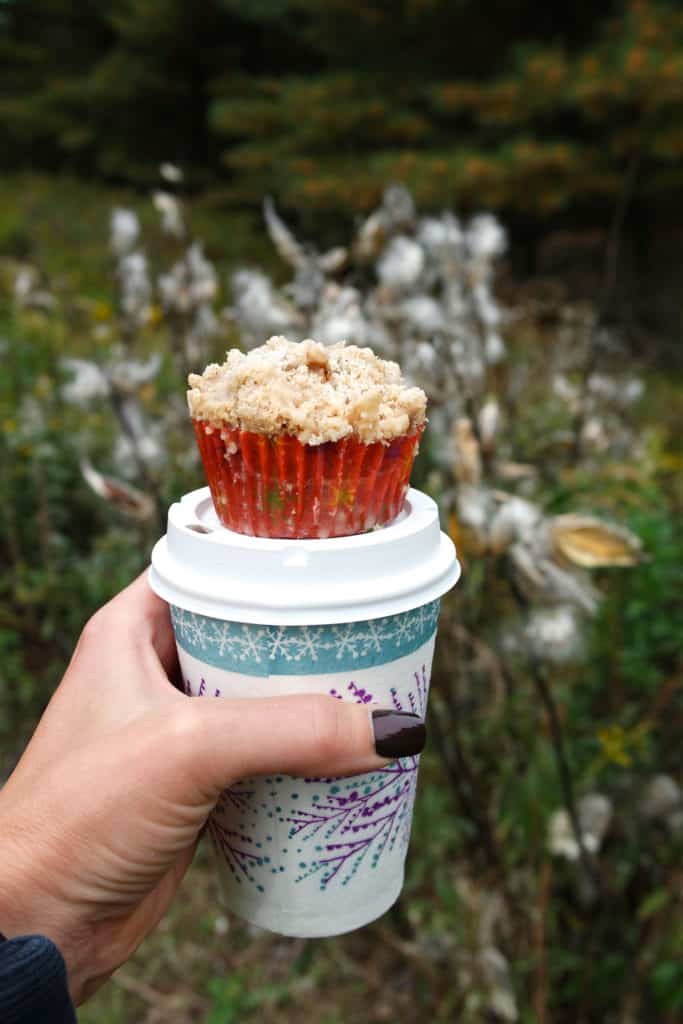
xmin=192 ymin=421 xmax=424 ymax=539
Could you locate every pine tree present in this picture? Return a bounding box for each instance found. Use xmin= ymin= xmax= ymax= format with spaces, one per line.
xmin=209 ymin=0 xmax=683 ymax=224
xmin=1 ymin=0 xmax=681 ymax=225
xmin=0 ymin=0 xmax=111 ymax=172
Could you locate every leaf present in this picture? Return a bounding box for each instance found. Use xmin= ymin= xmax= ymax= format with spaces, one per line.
xmin=549 ymin=515 xmax=642 ymax=568
xmin=638 ymin=888 xmax=669 ymax=921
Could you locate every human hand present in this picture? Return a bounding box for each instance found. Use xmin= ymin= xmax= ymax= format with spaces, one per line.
xmin=0 ymin=575 xmax=424 ymax=1003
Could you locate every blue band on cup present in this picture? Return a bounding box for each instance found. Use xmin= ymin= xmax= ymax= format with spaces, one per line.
xmin=170 ymin=601 xmax=441 ymax=677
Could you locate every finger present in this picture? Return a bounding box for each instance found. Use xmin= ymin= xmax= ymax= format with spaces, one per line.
xmin=173 ymin=694 xmax=426 ymax=801
xmin=75 ymin=573 xmax=178 ymax=685
xmin=42 ymin=575 xmax=177 ymax=738
xmin=110 ymin=572 xmax=178 ymax=677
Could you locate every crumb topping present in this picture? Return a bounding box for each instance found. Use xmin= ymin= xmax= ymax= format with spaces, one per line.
xmin=187 ymin=336 xmax=427 ymax=445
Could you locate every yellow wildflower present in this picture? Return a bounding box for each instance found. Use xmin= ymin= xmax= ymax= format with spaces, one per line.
xmin=146 ymin=304 xmax=163 ymax=328
xmin=93 ymin=300 xmax=112 ymax=322
xmin=597 ymin=725 xmax=631 ymax=767
xmin=597 ymin=722 xmax=650 ymax=768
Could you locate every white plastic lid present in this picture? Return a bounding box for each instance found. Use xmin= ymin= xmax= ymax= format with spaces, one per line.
xmin=149 ymin=486 xmax=460 ymax=625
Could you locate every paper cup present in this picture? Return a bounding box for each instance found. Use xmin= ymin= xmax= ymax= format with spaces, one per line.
xmin=149 ymin=487 xmax=460 ymax=937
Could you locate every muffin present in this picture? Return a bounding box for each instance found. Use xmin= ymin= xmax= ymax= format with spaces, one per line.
xmin=187 ymin=336 xmax=426 ymax=538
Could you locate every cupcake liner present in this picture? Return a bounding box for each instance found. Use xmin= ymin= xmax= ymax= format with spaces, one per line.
xmin=192 ymin=421 xmax=423 ymax=539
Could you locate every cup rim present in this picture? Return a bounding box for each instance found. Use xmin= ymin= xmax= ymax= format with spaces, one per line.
xmin=149 ymin=486 xmax=460 ymax=625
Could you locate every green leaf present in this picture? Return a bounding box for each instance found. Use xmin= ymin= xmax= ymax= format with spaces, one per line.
xmin=638 ymin=888 xmax=669 ymax=920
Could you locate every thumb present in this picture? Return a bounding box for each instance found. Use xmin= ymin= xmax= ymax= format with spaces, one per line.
xmin=177 ymin=694 xmax=426 ymax=799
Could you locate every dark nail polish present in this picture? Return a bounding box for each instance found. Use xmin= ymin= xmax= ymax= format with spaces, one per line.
xmin=372 ymin=710 xmax=426 ymax=759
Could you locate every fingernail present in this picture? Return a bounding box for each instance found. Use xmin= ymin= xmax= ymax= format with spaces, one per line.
xmin=371 ymin=710 xmax=426 ymax=759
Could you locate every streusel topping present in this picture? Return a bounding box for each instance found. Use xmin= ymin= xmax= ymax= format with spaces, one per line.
xmin=187 ymin=336 xmax=426 ymax=445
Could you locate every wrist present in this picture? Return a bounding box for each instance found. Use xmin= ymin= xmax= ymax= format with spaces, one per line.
xmin=0 ymin=795 xmax=90 ymax=1003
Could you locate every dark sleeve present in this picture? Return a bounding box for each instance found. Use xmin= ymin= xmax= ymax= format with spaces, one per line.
xmin=0 ymin=935 xmax=77 ymax=1023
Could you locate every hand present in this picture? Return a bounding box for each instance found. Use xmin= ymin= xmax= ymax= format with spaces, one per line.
xmin=0 ymin=575 xmax=402 ymax=1003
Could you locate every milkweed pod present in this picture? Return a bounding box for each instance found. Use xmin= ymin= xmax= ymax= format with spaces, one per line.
xmin=81 ymin=460 xmax=155 ymax=522
xmin=549 ymin=515 xmax=642 ymax=568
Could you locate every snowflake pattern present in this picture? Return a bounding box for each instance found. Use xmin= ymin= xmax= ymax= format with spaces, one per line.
xmin=171 ymin=600 xmax=440 ymax=676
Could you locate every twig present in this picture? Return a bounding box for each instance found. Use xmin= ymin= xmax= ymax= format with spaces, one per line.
xmin=34 ymin=456 xmax=53 ymax=577
xmin=452 ymin=623 xmax=506 ymax=715
xmin=570 ymin=145 xmax=643 ymax=461
xmin=388 ymin=896 xmax=415 ymax=941
xmin=112 ymin=968 xmax=169 ymax=1005
xmin=530 ymin=658 xmax=602 ymax=895
xmin=522 ymin=647 xmax=601 ymax=892
xmin=430 ymin=703 xmax=500 ymax=868
xmin=504 ymin=565 xmax=603 ymax=894
xmin=642 ymin=673 xmax=682 ymax=729
xmin=108 ymin=390 xmax=165 ymax=530
xmin=532 ymin=858 xmax=551 ymax=1024
xmin=618 ymin=868 xmax=681 ymax=1024
xmin=429 ymin=691 xmax=524 ymax=928
xmin=374 ymin=923 xmax=441 ymax=985
xmin=601 ymin=149 xmax=644 ymax=321
xmin=0 ymin=446 xmax=24 ymax=571
xmin=168 ymin=309 xmax=194 ymax=387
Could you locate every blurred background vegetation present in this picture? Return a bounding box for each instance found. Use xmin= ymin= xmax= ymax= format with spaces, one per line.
xmin=1 ymin=1 xmax=681 ymax=1021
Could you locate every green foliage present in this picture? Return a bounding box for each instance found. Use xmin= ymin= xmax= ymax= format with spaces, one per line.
xmin=211 ymin=0 xmax=683 ymax=220
xmin=1 ymin=2 xmax=683 ymax=222
xmin=601 ymin=504 xmax=683 ymax=692
xmin=1 ymin=177 xmax=681 ymax=1021
xmin=206 ymin=971 xmax=294 ymax=1023
xmin=650 ymin=956 xmax=683 ymax=1012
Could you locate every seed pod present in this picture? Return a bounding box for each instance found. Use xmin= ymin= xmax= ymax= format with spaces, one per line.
xmin=549 ymin=515 xmax=642 ymax=568
xmin=81 ymin=460 xmax=155 ymax=521
xmin=452 ymin=417 xmax=482 ymax=486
